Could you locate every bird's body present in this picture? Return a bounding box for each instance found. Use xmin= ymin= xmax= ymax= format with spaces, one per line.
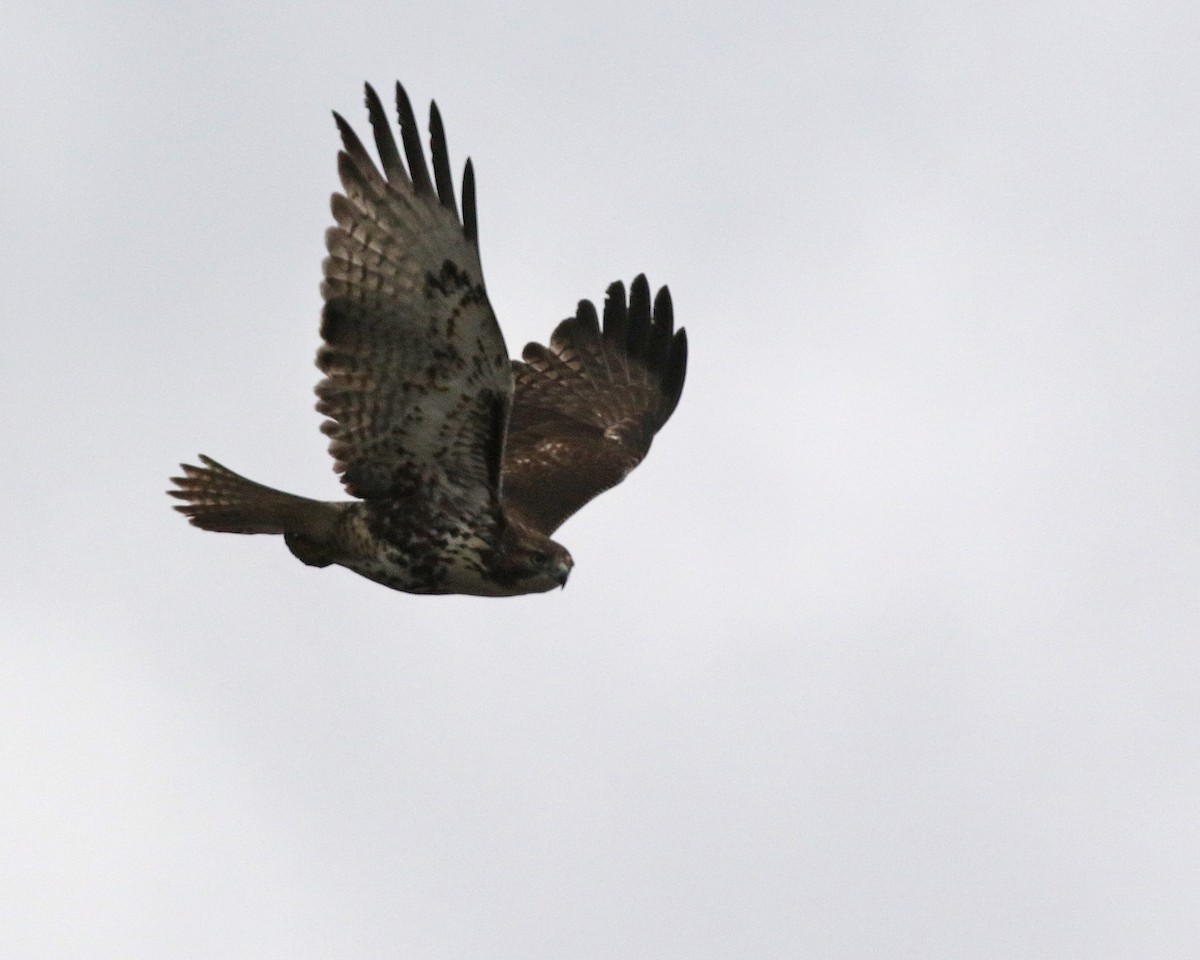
xmin=170 ymin=81 xmax=687 ymax=597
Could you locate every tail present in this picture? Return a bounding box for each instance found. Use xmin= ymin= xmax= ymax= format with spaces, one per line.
xmin=168 ymin=455 xmax=345 ymax=567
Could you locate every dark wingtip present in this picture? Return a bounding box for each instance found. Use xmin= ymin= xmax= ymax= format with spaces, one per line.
xmin=395 ymin=81 xmax=434 ymax=196
xmin=364 ymin=82 xmax=406 ymax=184
xmin=627 ymin=274 xmax=652 ymax=356
xmin=462 ymin=158 xmax=478 ymax=244
xmin=646 ymin=284 xmax=674 ymax=369
xmin=663 ymin=328 xmax=688 ymax=417
xmin=548 ymin=297 xmax=601 ymax=350
xmin=428 ymin=100 xmax=458 ymax=216
xmin=602 ymin=280 xmax=628 ymax=344
xmin=652 ymin=285 xmax=673 ymax=334
xmin=332 ymin=112 xmax=360 ymax=153
xmin=574 ymin=298 xmax=600 ymax=336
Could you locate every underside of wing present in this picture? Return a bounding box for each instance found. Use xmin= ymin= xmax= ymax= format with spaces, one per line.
xmin=503 ymin=275 xmax=687 ymax=535
xmin=316 ymin=82 xmax=512 ymax=510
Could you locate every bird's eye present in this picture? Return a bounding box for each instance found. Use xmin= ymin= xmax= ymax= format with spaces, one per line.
xmin=531 ymin=550 xmax=550 ymax=566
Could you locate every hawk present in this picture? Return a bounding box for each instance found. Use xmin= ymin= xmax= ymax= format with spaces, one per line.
xmin=169 ymin=81 xmax=687 ymax=597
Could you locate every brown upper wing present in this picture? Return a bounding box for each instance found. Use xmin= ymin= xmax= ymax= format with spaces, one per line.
xmin=502 ymin=275 xmax=687 ymax=535
xmin=316 ymin=82 xmax=512 ymax=512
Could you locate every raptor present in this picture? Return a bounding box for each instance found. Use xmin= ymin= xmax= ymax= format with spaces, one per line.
xmin=169 ymin=81 xmax=687 ymax=596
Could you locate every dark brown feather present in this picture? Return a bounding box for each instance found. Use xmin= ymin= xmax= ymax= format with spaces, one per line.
xmin=395 ymin=81 xmax=434 ymax=197
xmin=462 ymin=158 xmax=478 ymax=246
xmin=363 ymin=83 xmax=406 ymax=185
xmin=428 ymin=102 xmax=458 ymax=216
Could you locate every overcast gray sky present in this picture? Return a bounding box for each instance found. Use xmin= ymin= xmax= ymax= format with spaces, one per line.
xmin=3 ymin=0 xmax=1199 ymax=957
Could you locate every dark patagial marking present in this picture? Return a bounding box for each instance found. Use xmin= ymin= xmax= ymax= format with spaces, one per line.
xmin=424 ymin=260 xmax=489 ymax=341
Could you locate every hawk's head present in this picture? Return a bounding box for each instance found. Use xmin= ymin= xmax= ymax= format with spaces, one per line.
xmin=489 ymin=522 xmax=574 ymax=594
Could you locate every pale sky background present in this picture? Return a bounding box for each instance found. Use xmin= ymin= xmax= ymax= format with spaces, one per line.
xmin=3 ymin=1 xmax=1199 ymax=957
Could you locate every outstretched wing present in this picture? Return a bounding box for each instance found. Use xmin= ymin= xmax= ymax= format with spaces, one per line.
xmin=502 ymin=275 xmax=687 ymax=535
xmin=316 ymin=82 xmax=512 ymax=512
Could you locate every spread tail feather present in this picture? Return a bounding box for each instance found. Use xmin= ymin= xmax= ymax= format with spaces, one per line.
xmin=168 ymin=457 xmax=343 ymax=568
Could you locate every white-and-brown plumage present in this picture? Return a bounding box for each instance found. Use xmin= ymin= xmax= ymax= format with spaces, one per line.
xmin=169 ymin=81 xmax=687 ymax=597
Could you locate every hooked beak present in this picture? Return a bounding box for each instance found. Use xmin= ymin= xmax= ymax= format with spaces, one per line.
xmin=556 ymin=561 xmax=572 ymax=589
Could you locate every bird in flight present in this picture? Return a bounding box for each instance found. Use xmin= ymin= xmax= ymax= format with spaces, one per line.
xmin=169 ymin=81 xmax=688 ymax=597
